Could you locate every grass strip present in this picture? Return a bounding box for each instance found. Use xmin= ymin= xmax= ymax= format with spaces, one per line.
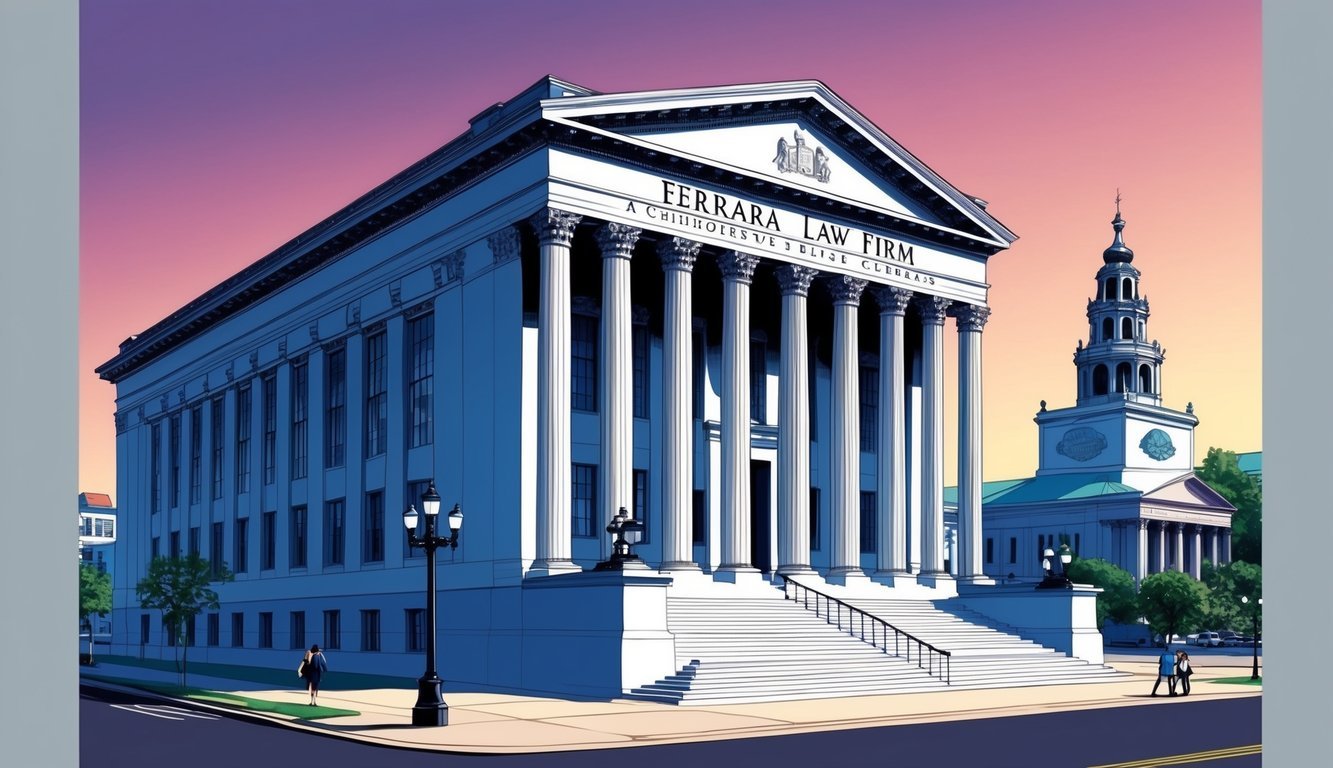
xmin=1205 ymin=676 xmax=1263 ymax=686
xmin=84 ymin=674 xmax=360 ymax=719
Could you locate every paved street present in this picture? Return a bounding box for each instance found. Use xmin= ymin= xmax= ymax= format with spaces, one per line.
xmin=81 ymin=684 xmax=1260 ymax=768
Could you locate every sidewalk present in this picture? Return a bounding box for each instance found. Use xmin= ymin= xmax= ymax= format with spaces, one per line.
xmin=80 ymin=656 xmax=1261 ymax=754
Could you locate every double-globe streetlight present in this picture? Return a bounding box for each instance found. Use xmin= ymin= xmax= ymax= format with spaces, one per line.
xmin=402 ymin=481 xmax=462 ymax=726
xmin=1037 ymin=543 xmax=1074 ymax=589
xmin=1240 ymin=594 xmax=1262 ymax=681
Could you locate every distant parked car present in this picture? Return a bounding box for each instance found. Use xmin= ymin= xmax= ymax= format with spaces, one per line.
xmin=1193 ymin=632 xmax=1222 ymax=647
xmin=1223 ymin=634 xmax=1253 ymax=647
xmin=1218 ymin=630 xmax=1240 ymax=643
xmin=1185 ymin=633 xmax=1201 ymax=645
xmin=1154 ymin=633 xmax=1185 ymax=647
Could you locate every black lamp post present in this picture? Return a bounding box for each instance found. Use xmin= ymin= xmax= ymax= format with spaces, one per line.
xmin=1240 ymin=595 xmax=1262 ymax=681
xmin=402 ymin=481 xmax=462 ymax=726
xmin=1037 ymin=543 xmax=1074 ymax=589
xmin=593 ymin=507 xmax=646 ymax=571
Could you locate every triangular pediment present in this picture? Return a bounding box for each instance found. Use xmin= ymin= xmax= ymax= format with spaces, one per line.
xmin=540 ymin=80 xmax=1016 ymax=250
xmin=1142 ymin=474 xmax=1237 ymax=511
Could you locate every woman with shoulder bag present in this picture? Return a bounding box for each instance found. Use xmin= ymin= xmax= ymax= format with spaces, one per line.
xmin=1176 ymin=650 xmax=1193 ymax=695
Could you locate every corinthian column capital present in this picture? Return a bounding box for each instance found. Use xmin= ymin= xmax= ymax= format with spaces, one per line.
xmin=826 ymin=275 xmax=868 ymax=305
xmin=595 ymin=222 xmax=642 ymax=259
xmin=529 ymin=207 xmax=582 ymax=246
xmin=915 ymin=294 xmax=953 ymax=325
xmin=658 ymin=237 xmax=701 ymax=272
xmin=872 ymin=286 xmax=914 ymax=315
xmin=774 ymin=265 xmax=819 ymax=296
xmin=718 ymin=250 xmax=761 ymax=283
xmin=952 ymin=304 xmax=992 ymax=333
xmin=487 ymin=226 xmax=521 ymax=264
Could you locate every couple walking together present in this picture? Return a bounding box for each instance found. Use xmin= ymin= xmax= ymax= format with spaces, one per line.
xmin=1151 ymin=648 xmax=1194 ymax=696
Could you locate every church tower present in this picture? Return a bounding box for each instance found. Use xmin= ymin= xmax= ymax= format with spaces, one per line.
xmin=1033 ymin=198 xmax=1198 ymax=490
xmin=1073 ymin=199 xmax=1165 ymax=406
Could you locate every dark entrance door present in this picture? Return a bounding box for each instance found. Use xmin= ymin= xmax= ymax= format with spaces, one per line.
xmin=750 ymin=460 xmax=772 ymax=573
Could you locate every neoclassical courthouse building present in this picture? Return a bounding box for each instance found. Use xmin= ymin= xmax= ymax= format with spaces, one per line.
xmin=101 ymin=77 xmax=1138 ymax=701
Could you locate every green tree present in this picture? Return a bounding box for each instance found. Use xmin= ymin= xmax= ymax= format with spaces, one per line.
xmin=136 ymin=554 xmax=232 ymax=687
xmin=79 ymin=563 xmax=112 ymax=663
xmin=1196 ymin=447 xmax=1262 ymax=564
xmin=1138 ymin=569 xmax=1209 ymax=645
xmin=1200 ymin=560 xmax=1262 ymax=633
xmin=1066 ymin=557 xmax=1139 ymax=627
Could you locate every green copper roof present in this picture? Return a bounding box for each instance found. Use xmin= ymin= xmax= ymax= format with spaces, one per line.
xmin=1235 ymin=451 xmax=1261 ymax=477
xmin=944 ymin=473 xmax=1140 ymax=507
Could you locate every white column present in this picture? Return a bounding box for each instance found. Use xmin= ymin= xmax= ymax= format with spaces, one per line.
xmin=954 ymin=304 xmax=991 ymax=583
xmin=1222 ymin=529 xmax=1232 ymax=564
xmin=873 ymin=287 xmax=912 ymax=577
xmin=1157 ymin=521 xmax=1167 ymax=573
xmin=916 ymin=295 xmax=951 ymax=579
xmin=528 ymin=207 xmax=582 ymax=577
xmin=1209 ymin=527 xmax=1220 ymax=568
xmin=1190 ymin=524 xmax=1203 ymax=579
xmin=1173 ymin=523 xmax=1185 ymax=573
xmin=658 ymin=237 xmax=701 ymax=571
xmin=827 ymin=275 xmax=868 ymax=584
xmin=717 ymin=250 xmax=760 ymax=578
xmin=596 ymin=223 xmax=641 ymax=558
xmin=1137 ymin=519 xmax=1149 ymax=585
xmin=776 ymin=264 xmax=818 ymax=575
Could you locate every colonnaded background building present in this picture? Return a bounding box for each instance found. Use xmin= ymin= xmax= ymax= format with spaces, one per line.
xmin=99 ymin=77 xmax=1130 ymax=703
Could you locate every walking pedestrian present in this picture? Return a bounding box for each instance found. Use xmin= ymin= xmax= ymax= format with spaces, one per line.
xmin=1151 ymin=646 xmax=1177 ymax=697
xmin=1176 ymin=650 xmax=1193 ymax=696
xmin=299 ymin=644 xmax=329 ymax=706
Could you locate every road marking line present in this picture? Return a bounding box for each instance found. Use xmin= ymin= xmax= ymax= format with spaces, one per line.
xmin=146 ymin=705 xmax=220 ymax=720
xmin=109 ymin=704 xmax=183 ymax=720
xmin=1087 ymin=744 xmax=1261 ymax=768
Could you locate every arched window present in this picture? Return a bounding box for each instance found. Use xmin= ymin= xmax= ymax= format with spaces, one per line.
xmin=1122 ymin=317 xmax=1133 ymax=340
xmin=1123 ymin=277 xmax=1133 ymax=300
xmin=1115 ymin=362 xmax=1132 ymax=393
xmin=1102 ymin=318 xmax=1113 ymax=341
xmin=1139 ymin=364 xmax=1153 ymax=394
xmin=1105 ymin=278 xmax=1118 ymax=301
xmin=1093 ymin=365 xmax=1109 ymax=395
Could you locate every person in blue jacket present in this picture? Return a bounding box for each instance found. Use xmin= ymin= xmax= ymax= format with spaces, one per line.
xmin=299 ymin=644 xmax=329 ymax=706
xmin=1151 ymin=646 xmax=1177 ymax=697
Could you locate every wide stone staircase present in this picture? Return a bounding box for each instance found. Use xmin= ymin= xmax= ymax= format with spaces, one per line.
xmin=622 ymin=585 xmax=1127 ymax=705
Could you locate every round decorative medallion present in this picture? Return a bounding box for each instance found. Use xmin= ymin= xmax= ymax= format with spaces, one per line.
xmin=1140 ymin=429 xmax=1176 ymax=461
xmin=1057 ymin=427 xmax=1107 ymax=462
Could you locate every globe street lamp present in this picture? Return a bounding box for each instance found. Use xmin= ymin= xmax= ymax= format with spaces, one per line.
xmin=402 ymin=482 xmax=462 ymax=726
xmin=593 ymin=507 xmax=647 ymax=571
xmin=1240 ymin=595 xmax=1262 ymax=681
xmin=1037 ymin=543 xmax=1074 ymax=589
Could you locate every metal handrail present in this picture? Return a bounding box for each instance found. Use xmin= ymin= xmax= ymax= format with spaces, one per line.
xmin=779 ymin=575 xmax=951 ymax=685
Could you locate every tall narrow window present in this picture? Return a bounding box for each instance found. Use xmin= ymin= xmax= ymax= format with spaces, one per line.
xmin=363 ymin=490 xmax=384 ymax=563
xmin=189 ymin=405 xmax=202 ymax=504
xmin=165 ymin=616 xmax=176 ymax=647
xmin=262 ymin=373 xmax=277 ymax=484
xmin=572 ymin=314 xmax=598 ymax=411
xmin=151 ymin=422 xmax=161 ymax=513
xmin=859 ymin=491 xmax=877 ymax=554
xmin=186 ymin=616 xmax=196 ymax=646
xmin=633 ymin=469 xmax=649 ymax=544
xmin=290 ymin=361 xmax=308 ymax=479
xmin=860 ymin=365 xmax=878 ymax=452
xmin=750 ymin=339 xmax=766 ymax=423
xmin=151 ymin=536 xmax=160 ymax=559
xmin=326 ymin=347 xmax=346 ymax=467
xmin=404 ymin=480 xmax=429 ymax=558
xmin=810 ymin=488 xmax=822 ymax=551
xmin=169 ymin=413 xmax=181 ymax=507
xmin=692 ymin=490 xmax=706 ymax=546
xmin=290 ymin=611 xmax=306 ymax=650
xmin=692 ymin=328 xmax=704 ymax=420
xmin=261 ymin=511 xmax=276 ymax=570
xmin=236 ymin=385 xmax=252 ymax=493
xmin=407 ymin=314 xmax=434 ymax=448
xmin=188 ymin=526 xmax=199 ymax=557
xmin=170 ymin=531 xmax=180 ymax=559
xmin=360 ymin=609 xmax=381 ymax=652
xmin=210 ymin=522 xmax=224 ymax=576
xmin=405 ymin=609 xmax=426 ymax=652
xmin=234 ymin=518 xmax=248 ymax=574
xmin=231 ymin=612 xmax=244 ymax=647
xmin=258 ymin=612 xmax=273 ymax=649
xmin=365 ymin=331 xmax=388 ymax=457
xmin=1009 ymin=537 xmax=1017 ymax=564
xmin=323 ymin=609 xmax=341 ymax=650
xmin=290 ymin=505 xmax=308 ymax=569
xmin=986 ymin=537 xmax=995 ymax=564
xmin=140 ymin=614 xmax=150 ymax=645
xmin=210 ymin=396 xmax=224 ymax=499
xmin=207 ymin=613 xmax=219 ymax=646
xmin=572 ymin=463 xmax=597 ymax=538
xmin=632 ymin=322 xmax=649 ymax=419
xmin=324 ymin=499 xmax=345 ymax=566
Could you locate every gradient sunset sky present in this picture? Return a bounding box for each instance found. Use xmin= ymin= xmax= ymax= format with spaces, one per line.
xmin=79 ymin=0 xmax=1261 ymax=501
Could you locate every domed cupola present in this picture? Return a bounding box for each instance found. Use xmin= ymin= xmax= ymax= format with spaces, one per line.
xmin=1073 ymin=195 xmax=1165 ymax=406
